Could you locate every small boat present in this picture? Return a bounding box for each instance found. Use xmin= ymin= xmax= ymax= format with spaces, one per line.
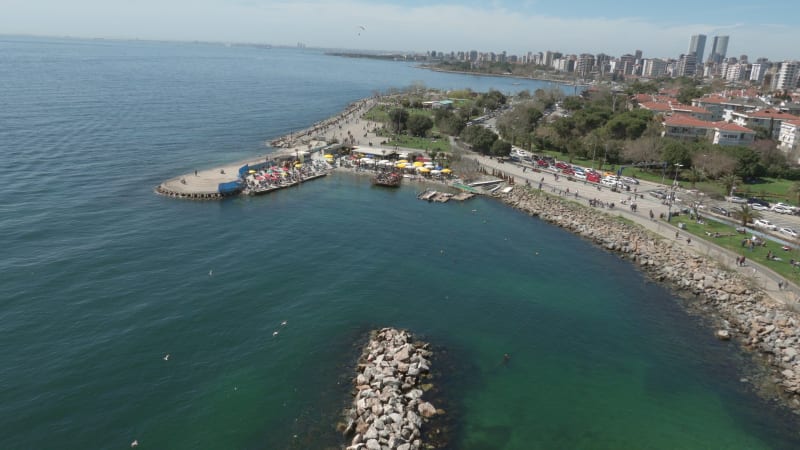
xmin=372 ymin=171 xmax=402 ymax=187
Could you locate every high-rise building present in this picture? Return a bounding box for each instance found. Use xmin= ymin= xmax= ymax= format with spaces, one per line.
xmin=642 ymin=59 xmax=667 ymax=78
xmin=772 ymin=61 xmax=800 ymax=92
xmin=688 ymin=34 xmax=707 ymax=66
xmin=677 ymin=53 xmax=697 ymax=77
xmin=708 ymin=36 xmax=729 ymax=64
xmin=750 ymin=63 xmax=767 ymax=83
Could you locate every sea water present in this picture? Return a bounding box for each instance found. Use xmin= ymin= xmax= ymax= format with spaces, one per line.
xmin=1 ymin=36 xmax=799 ymax=449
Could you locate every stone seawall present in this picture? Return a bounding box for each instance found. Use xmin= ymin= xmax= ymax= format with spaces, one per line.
xmin=497 ymin=187 xmax=800 ymax=412
xmin=342 ymin=328 xmax=440 ymax=450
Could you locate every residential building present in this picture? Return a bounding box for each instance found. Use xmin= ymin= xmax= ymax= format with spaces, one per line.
xmin=778 ymin=119 xmax=800 ymax=154
xmin=724 ymin=109 xmax=800 ymax=139
xmin=772 ymin=61 xmax=800 ymax=92
xmin=712 ymin=122 xmax=756 ymax=146
xmin=750 ymin=63 xmax=767 ymax=84
xmin=642 ymin=58 xmax=667 ymax=78
xmin=662 ymin=115 xmax=755 ymax=146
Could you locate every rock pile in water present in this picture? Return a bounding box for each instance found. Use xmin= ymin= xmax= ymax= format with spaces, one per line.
xmin=498 ymin=187 xmax=800 ymax=411
xmin=342 ymin=328 xmax=437 ymax=450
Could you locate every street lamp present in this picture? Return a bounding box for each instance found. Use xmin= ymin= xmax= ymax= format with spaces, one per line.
xmin=667 ymin=163 xmax=683 ymax=221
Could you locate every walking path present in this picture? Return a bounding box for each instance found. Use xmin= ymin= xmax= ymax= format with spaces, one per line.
xmin=468 ymin=153 xmax=800 ymax=308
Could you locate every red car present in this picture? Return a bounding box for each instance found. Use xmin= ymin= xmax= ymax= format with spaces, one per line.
xmin=555 ymin=161 xmax=569 ymax=170
xmin=536 ymin=159 xmax=549 ymax=167
xmin=586 ymin=172 xmax=601 ymax=183
xmin=562 ymin=168 xmax=575 ymax=175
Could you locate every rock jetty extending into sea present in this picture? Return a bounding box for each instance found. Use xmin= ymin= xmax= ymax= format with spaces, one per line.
xmin=341 ymin=328 xmax=439 ymax=450
xmin=497 ymin=187 xmax=800 ymax=412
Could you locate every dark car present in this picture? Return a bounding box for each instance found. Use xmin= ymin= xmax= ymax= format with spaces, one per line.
xmin=748 ymin=198 xmax=770 ymax=207
xmin=711 ymin=206 xmax=730 ymax=216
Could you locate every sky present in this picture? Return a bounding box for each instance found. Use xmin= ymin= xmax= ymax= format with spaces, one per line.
xmin=2 ymin=0 xmax=797 ymax=60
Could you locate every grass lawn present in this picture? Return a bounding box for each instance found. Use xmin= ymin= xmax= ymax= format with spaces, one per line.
xmin=673 ymin=216 xmax=800 ymax=281
xmin=384 ymin=135 xmax=450 ymax=152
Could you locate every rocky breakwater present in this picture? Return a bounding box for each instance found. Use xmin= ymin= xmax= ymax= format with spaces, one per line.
xmin=341 ymin=328 xmax=440 ymax=450
xmin=497 ymin=187 xmax=800 ymax=412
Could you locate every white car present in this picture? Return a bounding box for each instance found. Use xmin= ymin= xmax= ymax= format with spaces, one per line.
xmin=772 ymin=202 xmax=795 ymax=210
xmin=753 ymin=219 xmax=777 ymax=230
xmin=780 ymin=227 xmax=798 ymax=238
xmin=600 ymin=178 xmax=618 ymax=187
xmin=771 ymin=203 xmax=794 ymax=214
xmin=750 ymin=203 xmax=769 ymax=211
xmin=574 ymin=172 xmax=587 ymax=180
xmin=727 ymin=196 xmax=747 ymax=204
xmin=621 ymin=176 xmax=639 ymax=185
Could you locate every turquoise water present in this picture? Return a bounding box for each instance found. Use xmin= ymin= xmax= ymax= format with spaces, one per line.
xmin=1 ymin=36 xmax=800 ymax=449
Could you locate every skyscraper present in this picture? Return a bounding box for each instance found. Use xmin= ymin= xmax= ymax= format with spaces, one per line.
xmin=708 ymin=36 xmax=729 ymax=64
xmin=688 ymin=34 xmax=707 ymax=66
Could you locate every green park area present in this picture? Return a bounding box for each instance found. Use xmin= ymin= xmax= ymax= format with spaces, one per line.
xmin=673 ymin=216 xmax=800 ymax=281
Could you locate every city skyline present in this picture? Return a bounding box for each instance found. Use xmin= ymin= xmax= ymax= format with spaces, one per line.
xmin=2 ymin=0 xmax=798 ymax=61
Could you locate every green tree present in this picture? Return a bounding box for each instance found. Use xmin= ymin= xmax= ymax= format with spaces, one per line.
xmin=562 ymin=96 xmax=583 ymax=111
xmin=732 ymin=204 xmax=761 ymax=227
xmin=490 ymin=139 xmax=512 ymax=157
xmin=460 ymin=126 xmax=498 ymax=154
xmin=406 ymin=114 xmax=433 ymax=137
xmin=388 ymin=108 xmax=409 ymax=133
xmin=789 ymin=181 xmax=800 ymax=205
xmin=433 ymin=109 xmax=466 ymax=136
xmin=719 ymin=173 xmax=742 ymax=198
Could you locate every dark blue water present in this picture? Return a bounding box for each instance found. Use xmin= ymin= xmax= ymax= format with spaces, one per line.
xmin=1 ymin=36 xmax=799 ymax=449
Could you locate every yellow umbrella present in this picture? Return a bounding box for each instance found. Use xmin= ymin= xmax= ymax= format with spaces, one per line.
xmin=295 ymin=163 xmax=303 ymax=168
xmin=396 ymin=163 xmax=407 ymax=169
xmin=441 ymin=168 xmax=452 ymax=173
xmin=413 ymin=161 xmax=424 ymax=167
xmin=248 ymin=169 xmax=256 ymax=174
xmin=419 ymin=167 xmax=431 ymax=173
xmin=324 ymin=154 xmax=333 ymax=158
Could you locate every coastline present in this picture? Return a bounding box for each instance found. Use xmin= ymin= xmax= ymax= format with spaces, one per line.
xmin=418 ymin=65 xmax=588 ymax=87
xmin=156 ymin=95 xmax=800 ymax=414
xmin=490 ymin=185 xmax=800 ymax=413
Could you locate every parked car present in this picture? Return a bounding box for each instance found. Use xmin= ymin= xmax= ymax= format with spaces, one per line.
xmin=710 ymin=206 xmax=730 ymax=216
xmin=750 ymin=203 xmax=769 ymax=211
xmin=600 ymin=178 xmax=618 ymax=187
xmin=780 ymin=227 xmax=798 ymax=238
xmin=753 ymin=219 xmax=777 ymax=230
xmin=726 ymin=196 xmax=747 ymax=204
xmin=748 ymin=198 xmax=770 ymax=207
xmin=555 ymin=161 xmax=570 ymax=170
xmin=621 ymin=176 xmax=639 ymax=185
xmin=772 ymin=203 xmax=796 ymax=213
xmin=649 ymin=190 xmax=667 ymax=199
xmin=574 ymin=172 xmax=587 ymax=180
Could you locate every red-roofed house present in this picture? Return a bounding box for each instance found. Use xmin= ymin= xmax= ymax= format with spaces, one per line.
xmin=724 ymin=109 xmax=800 ymax=139
xmin=711 ymin=122 xmax=756 ymax=146
xmin=662 ymin=115 xmax=714 ymax=141
xmin=778 ymin=119 xmax=800 ymax=155
xmin=669 ymin=103 xmax=712 ymax=121
xmin=662 ymin=116 xmax=755 ymax=146
xmin=638 ymin=101 xmax=673 ymax=114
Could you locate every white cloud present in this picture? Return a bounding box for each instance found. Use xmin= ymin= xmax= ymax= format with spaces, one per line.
xmin=1 ymin=0 xmax=796 ymax=60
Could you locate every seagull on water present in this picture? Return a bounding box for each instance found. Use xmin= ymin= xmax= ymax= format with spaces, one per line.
xmin=281 ymin=320 xmax=287 ymax=326
xmin=273 ymin=331 xmax=279 ymax=337
xmin=131 ymin=440 xmax=139 ymax=448
xmin=208 ymin=269 xmax=213 ymax=276
xmin=163 ymin=354 xmax=170 ymax=361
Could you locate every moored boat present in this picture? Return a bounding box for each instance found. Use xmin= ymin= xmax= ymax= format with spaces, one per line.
xmin=372 ymin=171 xmax=402 ymax=187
